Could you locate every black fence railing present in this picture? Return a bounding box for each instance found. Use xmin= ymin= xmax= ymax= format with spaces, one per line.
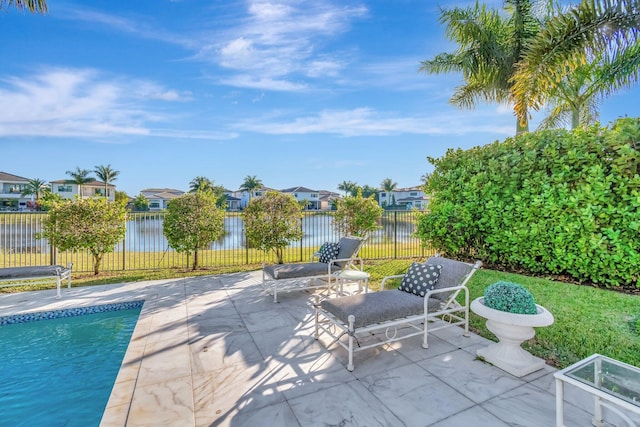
xmin=0 ymin=211 xmax=432 ymax=272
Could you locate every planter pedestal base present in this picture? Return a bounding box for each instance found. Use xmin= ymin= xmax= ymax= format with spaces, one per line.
xmin=476 ymin=319 xmax=546 ymax=377
xmin=470 ymin=298 xmax=554 ymax=378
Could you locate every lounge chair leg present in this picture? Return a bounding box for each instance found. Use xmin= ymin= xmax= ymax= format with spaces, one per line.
xmin=314 ymin=296 xmax=320 ymax=339
xmin=56 ymin=277 xmax=61 ymax=299
xmin=422 ymin=317 xmax=429 ymax=349
xmin=347 ymin=315 xmax=355 ymax=371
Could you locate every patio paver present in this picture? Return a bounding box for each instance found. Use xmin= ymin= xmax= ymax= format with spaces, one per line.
xmin=0 ymin=270 xmax=626 ymax=426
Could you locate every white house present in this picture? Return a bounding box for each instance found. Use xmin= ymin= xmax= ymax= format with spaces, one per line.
xmin=378 ymin=186 xmax=429 ymax=210
xmin=50 ymin=179 xmax=116 ymax=202
xmin=0 ymin=171 xmax=33 ymax=211
xmin=281 ymin=186 xmax=320 ymax=210
xmin=237 ymin=186 xmax=275 ymax=209
xmin=223 ymin=189 xmax=241 ymax=211
xmin=139 ymin=188 xmax=184 ymax=211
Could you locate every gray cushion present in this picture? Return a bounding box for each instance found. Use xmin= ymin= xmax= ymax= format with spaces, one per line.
xmin=334 ymin=237 xmax=363 ymax=267
xmin=0 ymin=266 xmax=68 ymax=280
xmin=264 ymin=262 xmax=338 ymax=280
xmin=321 ymin=290 xmax=440 ymax=329
xmin=398 ymin=262 xmax=442 ymax=297
xmin=425 ymin=257 xmax=474 ymax=301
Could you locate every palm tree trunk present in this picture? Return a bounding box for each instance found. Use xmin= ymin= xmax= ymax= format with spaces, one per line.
xmin=571 ymin=108 xmax=580 ymax=129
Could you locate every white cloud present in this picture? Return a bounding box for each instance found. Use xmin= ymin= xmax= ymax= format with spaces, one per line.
xmin=235 ymin=107 xmax=514 ymax=137
xmin=0 ymin=67 xmax=232 ymax=140
xmin=201 ymin=1 xmax=367 ymax=90
xmin=219 ymin=75 xmax=308 ymax=91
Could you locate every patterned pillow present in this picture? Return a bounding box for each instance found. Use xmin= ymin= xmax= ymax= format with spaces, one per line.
xmin=317 ymin=242 xmax=340 ymax=263
xmin=398 ymin=262 xmax=442 ymax=297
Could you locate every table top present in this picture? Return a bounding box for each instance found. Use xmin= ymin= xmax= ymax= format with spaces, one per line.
xmin=557 ymin=354 xmax=640 ymax=407
xmin=334 ymin=270 xmax=370 ymax=279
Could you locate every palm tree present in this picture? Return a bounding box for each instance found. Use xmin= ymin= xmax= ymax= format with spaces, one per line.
xmin=65 ymin=167 xmax=93 ymax=197
xmin=94 ymin=164 xmax=119 ymax=199
xmin=420 ymin=0 xmax=547 ymax=135
xmin=0 ymin=0 xmax=47 ymax=13
xmin=337 ymin=180 xmax=358 ymax=196
xmin=21 ymin=178 xmax=49 ymax=201
xmin=239 ymin=175 xmax=263 ymax=200
xmin=513 ymin=0 xmax=640 ymax=126
xmin=189 ymin=176 xmax=214 ymax=193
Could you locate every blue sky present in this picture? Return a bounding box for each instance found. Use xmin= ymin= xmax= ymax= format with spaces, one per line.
xmin=2 ymin=0 xmax=639 ymax=196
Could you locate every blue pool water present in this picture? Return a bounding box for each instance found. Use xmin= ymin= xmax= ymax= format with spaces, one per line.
xmin=0 ymin=302 xmax=142 ymax=427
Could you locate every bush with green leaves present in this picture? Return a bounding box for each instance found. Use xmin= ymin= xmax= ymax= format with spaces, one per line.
xmin=483 ymin=281 xmax=537 ymax=314
xmin=39 ymin=198 xmax=127 ymax=274
xmin=242 ymin=191 xmax=303 ymax=264
xmin=416 ymin=117 xmax=640 ymax=288
xmin=163 ymin=191 xmax=225 ymax=270
xmin=333 ymin=188 xmax=384 ymax=238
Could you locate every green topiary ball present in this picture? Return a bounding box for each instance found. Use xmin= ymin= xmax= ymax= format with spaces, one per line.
xmin=483 ymin=281 xmax=537 ymax=314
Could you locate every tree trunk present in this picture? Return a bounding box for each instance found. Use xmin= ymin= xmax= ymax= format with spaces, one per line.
xmin=193 ymin=250 xmax=199 ymax=270
xmin=571 ymin=108 xmax=579 ymax=129
xmin=93 ymin=252 xmax=102 ymax=275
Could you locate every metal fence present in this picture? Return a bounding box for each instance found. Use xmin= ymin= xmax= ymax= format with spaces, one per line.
xmin=0 ymin=211 xmax=431 ymax=272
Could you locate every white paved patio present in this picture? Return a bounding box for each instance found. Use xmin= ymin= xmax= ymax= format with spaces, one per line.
xmin=0 ymin=271 xmax=630 ymax=426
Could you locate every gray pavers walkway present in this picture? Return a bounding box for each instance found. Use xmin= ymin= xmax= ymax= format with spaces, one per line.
xmin=0 ymin=271 xmax=631 ymax=426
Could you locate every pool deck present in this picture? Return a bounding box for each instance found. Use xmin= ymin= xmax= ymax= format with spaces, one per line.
xmin=0 ymin=271 xmax=632 ymax=426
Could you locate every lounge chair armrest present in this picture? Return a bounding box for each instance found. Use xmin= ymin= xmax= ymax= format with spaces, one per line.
xmin=332 ymin=257 xmax=363 ymax=270
xmin=425 ymin=284 xmax=468 ymax=297
xmin=381 ymin=274 xmax=406 ymax=290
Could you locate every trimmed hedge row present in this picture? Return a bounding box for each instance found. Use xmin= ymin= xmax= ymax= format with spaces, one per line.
xmin=416 ymin=118 xmax=640 ymax=287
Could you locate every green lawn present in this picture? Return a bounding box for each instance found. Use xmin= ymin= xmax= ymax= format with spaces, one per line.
xmin=2 ymin=258 xmax=638 ymax=369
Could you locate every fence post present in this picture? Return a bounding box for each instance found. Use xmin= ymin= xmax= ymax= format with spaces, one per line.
xmin=394 ymin=211 xmax=398 ymax=259
xmin=300 ymin=217 xmax=304 ymax=262
xmin=122 ymin=238 xmax=126 ymax=271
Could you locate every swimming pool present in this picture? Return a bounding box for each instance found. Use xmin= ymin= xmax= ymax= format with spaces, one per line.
xmin=0 ymin=301 xmax=143 ymax=427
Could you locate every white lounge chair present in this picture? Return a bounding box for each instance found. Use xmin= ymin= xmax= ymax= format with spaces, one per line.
xmin=262 ymin=236 xmax=365 ymax=303
xmin=0 ymin=263 xmax=73 ymax=299
xmin=314 ymin=256 xmax=481 ymax=371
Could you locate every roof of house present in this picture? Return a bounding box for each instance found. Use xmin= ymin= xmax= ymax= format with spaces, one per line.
xmin=0 ymin=171 xmax=30 ymax=182
xmin=396 ymin=196 xmax=429 ymax=203
xmin=281 ymin=186 xmax=317 ymax=193
xmin=145 ymin=191 xmax=183 ymax=200
xmin=50 ymin=179 xmax=114 ymax=187
xmin=319 ymin=190 xmax=341 ymax=201
xmin=140 ymin=188 xmax=184 ymax=195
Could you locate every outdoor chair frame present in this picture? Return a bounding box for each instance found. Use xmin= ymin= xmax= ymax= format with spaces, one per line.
xmin=314 ymin=256 xmax=482 ymax=371
xmin=262 ymin=236 xmax=366 ymax=303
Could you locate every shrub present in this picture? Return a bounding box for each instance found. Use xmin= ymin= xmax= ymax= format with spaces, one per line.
xmin=39 ymin=198 xmax=127 ymax=275
xmin=242 ymin=191 xmax=303 ymax=264
xmin=415 ymin=117 xmax=640 ymax=287
xmin=163 ymin=191 xmax=225 ymax=270
xmin=333 ymin=188 xmax=384 ymax=238
xmin=484 ymin=281 xmax=537 ymax=314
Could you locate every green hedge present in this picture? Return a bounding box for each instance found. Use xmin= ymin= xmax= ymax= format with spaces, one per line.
xmin=416 ymin=118 xmax=640 ymax=287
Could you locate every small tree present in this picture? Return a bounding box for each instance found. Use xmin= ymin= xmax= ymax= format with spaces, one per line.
xmin=333 ymin=188 xmax=383 ymax=238
xmin=243 ymin=191 xmax=303 ymax=264
xmin=132 ymin=194 xmax=149 ymax=211
xmin=163 ymin=191 xmax=225 ymax=270
xmin=39 ymin=198 xmax=127 ymax=274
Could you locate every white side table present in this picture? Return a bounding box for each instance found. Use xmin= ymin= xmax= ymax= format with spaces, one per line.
xmin=333 ymin=270 xmax=370 ymax=296
xmin=555 ymin=353 xmax=640 ymax=427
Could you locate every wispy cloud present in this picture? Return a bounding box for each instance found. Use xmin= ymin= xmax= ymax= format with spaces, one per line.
xmin=0 ymin=67 xmax=234 ymax=140
xmin=235 ymin=107 xmax=514 ymax=137
xmin=198 ymin=0 xmax=368 ymax=90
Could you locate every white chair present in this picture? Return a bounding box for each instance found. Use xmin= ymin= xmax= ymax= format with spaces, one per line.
xmin=314 ymin=256 xmax=482 ymax=371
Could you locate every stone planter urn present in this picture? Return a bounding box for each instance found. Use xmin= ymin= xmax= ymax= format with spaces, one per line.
xmin=471 ymin=297 xmax=554 ymax=377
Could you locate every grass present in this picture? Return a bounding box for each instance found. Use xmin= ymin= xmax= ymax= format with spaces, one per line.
xmin=1 ymin=258 xmax=638 ymax=370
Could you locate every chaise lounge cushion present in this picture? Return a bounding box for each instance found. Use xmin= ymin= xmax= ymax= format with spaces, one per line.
xmin=0 ymin=265 xmax=68 ymax=280
xmin=334 ymin=237 xmax=363 ymax=267
xmin=320 ymin=290 xmax=441 ymax=329
xmin=425 ymin=257 xmax=475 ymax=301
xmin=264 ymin=262 xmax=339 ymax=280
xmin=398 ymin=262 xmax=442 ymax=297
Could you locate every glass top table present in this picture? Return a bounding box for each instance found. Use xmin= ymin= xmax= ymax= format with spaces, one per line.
xmin=555 ymin=354 xmax=640 ymax=427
